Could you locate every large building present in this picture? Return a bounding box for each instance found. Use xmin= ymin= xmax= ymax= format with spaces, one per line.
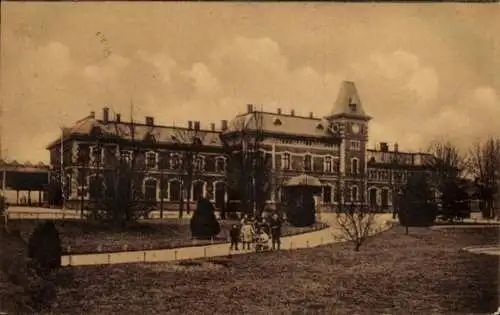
xmin=46 ymin=81 xmax=434 ymax=211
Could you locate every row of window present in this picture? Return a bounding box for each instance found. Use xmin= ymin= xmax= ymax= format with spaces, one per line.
xmin=278 ymin=153 xmax=340 ymax=173
xmin=367 ymin=169 xmax=409 ymax=182
xmin=86 ymin=146 xmax=226 ymax=172
xmin=349 ymin=140 xmax=362 ymax=151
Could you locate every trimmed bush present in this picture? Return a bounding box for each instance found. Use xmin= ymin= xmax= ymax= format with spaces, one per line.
xmin=27 ymin=221 xmax=62 ymax=277
xmin=285 ymin=189 xmax=316 ymax=227
xmin=190 ymin=198 xmax=221 ymax=239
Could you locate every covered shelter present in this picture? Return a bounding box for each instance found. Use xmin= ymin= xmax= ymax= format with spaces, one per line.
xmin=283 ymin=174 xmax=322 ymax=227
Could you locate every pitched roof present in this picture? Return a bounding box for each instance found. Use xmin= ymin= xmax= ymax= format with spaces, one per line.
xmin=225 ymin=111 xmax=335 ymax=139
xmin=327 ymin=81 xmax=371 ymax=120
xmin=47 ymin=116 xmax=223 ymax=149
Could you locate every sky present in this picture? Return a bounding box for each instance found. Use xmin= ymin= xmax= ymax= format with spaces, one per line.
xmin=1 ymin=3 xmax=499 ymax=163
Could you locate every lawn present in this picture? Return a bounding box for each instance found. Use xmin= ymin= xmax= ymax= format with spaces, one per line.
xmin=42 ymin=226 xmax=499 ymax=314
xmin=8 ymin=219 xmax=328 ymax=254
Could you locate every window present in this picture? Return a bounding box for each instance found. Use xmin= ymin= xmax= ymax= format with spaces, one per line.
xmin=90 ymin=146 xmax=103 ymax=165
xmin=144 ymin=179 xmax=157 ymax=201
xmin=120 ymin=150 xmax=132 ymax=164
xmin=204 ymin=156 xmax=215 ymax=172
xmin=170 ymin=154 xmax=181 ymax=170
xmin=351 ymin=158 xmax=359 ymax=175
xmin=192 ymin=181 xmax=204 ymax=201
xmin=194 ymin=157 xmax=203 ymax=171
xmin=324 ymin=156 xmax=333 ymax=173
xmin=350 ymin=140 xmax=361 ymax=151
xmin=88 ymin=175 xmax=105 ymax=200
xmin=351 ymin=186 xmax=359 ymax=202
xmin=145 ymin=152 xmax=157 ymax=169
xmin=323 ymin=186 xmax=332 ymax=204
xmin=282 ymin=153 xmax=291 ymax=170
xmin=215 ymin=157 xmax=225 ymax=173
xmin=303 ymin=155 xmax=312 ymax=171
xmin=169 ymin=180 xmax=181 ymax=201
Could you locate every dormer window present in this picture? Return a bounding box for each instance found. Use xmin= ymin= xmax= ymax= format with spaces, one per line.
xmin=273 ymin=117 xmax=282 ymax=125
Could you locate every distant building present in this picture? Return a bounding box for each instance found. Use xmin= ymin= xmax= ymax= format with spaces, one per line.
xmin=0 ymin=160 xmax=50 ymax=206
xmin=46 ymin=81 xmax=434 ymax=211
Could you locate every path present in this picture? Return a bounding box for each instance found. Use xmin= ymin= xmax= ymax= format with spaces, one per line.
xmin=62 ymin=213 xmax=393 ymax=267
xmin=462 ymin=246 xmax=500 ymax=256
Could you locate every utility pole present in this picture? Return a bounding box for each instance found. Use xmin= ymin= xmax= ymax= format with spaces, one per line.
xmin=60 ymin=126 xmax=66 ymax=220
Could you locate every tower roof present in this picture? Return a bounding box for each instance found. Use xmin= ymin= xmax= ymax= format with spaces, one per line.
xmin=327 ymin=80 xmax=371 ymax=120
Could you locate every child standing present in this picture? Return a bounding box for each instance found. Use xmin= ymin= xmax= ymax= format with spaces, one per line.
xmin=240 ymin=220 xmax=255 ymax=250
xmin=229 ymin=224 xmax=240 ymax=251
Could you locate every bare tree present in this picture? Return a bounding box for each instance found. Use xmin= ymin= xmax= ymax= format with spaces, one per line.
xmin=83 ymin=108 xmax=156 ymax=228
xmin=222 ymin=110 xmax=271 ymax=217
xmin=171 ymin=125 xmax=207 ymax=218
xmin=468 ymin=137 xmax=500 ymax=219
xmin=335 ymin=202 xmax=377 ymax=251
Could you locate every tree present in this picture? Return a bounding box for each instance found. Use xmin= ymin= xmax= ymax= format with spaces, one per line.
xmin=426 ymin=140 xmax=468 ymax=222
xmin=388 ymin=152 xmax=407 ymax=219
xmin=399 ymin=171 xmax=438 ymax=230
xmin=468 ymin=137 xmax=500 ymax=219
xmin=222 ymin=110 xmax=272 ymax=217
xmin=335 ymin=203 xmax=377 ymax=251
xmin=190 ymin=196 xmax=221 ymax=239
xmin=83 ymin=109 xmax=157 ymax=228
xmin=27 ymin=221 xmax=62 ymax=277
xmin=173 ymin=126 xmax=207 ymax=218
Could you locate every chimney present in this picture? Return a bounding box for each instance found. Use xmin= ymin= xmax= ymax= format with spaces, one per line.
xmin=188 ymin=121 xmax=193 ymax=130
xmin=394 ymin=143 xmax=399 ymax=152
xmin=210 ymin=123 xmax=215 ymax=131
xmin=290 ymin=109 xmax=295 ymax=116
xmin=194 ymin=121 xmax=200 ymax=131
xmin=247 ymin=104 xmax=254 ymax=113
xmin=115 ymin=113 xmax=121 ymax=123
xmin=380 ymin=142 xmax=389 ymax=152
xmin=221 ymin=120 xmax=228 ymax=131
xmin=90 ymin=111 xmax=95 ymax=118
xmin=102 ymin=107 xmax=109 ymax=123
xmin=309 ymin=112 xmax=314 ymax=118
xmin=277 ymin=108 xmax=282 ymax=115
xmin=145 ymin=116 xmax=154 ymax=126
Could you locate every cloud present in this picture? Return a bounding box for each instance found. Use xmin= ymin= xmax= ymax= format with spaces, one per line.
xmin=1 ymin=33 xmax=498 ymax=163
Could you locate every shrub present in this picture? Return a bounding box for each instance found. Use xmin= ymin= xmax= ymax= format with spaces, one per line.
xmin=0 ymin=226 xmax=58 ymax=313
xmin=285 ymin=189 xmax=316 ymax=227
xmin=190 ymin=198 xmax=221 ymax=239
xmin=27 ymin=221 xmax=62 ymax=277
xmin=399 ymin=201 xmax=438 ymax=227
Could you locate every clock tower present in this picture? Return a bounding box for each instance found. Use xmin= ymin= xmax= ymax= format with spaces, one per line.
xmin=324 ymin=81 xmax=372 ymax=208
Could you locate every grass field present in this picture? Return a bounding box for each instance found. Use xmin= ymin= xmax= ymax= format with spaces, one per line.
xmin=9 ymin=219 xmax=327 ymax=254
xmin=42 ymin=226 xmax=499 ymax=314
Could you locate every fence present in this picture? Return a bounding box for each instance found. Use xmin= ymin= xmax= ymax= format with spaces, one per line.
xmin=61 ymin=219 xmax=394 ymax=267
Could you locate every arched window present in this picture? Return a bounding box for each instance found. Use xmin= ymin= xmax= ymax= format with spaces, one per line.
xmin=169 ymin=180 xmax=181 ymax=201
xmin=144 ymin=179 xmax=157 ymax=201
xmin=351 ymin=186 xmax=359 ymax=202
xmin=192 ymin=181 xmax=204 ymax=201
xmin=351 ymin=158 xmax=359 ymax=175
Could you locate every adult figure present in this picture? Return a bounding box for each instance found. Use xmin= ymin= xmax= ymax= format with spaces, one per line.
xmin=240 ymin=213 xmax=249 ymax=225
xmin=269 ymin=212 xmax=282 ymax=250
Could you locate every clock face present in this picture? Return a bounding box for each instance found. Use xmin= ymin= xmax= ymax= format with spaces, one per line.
xmin=351 ymin=123 xmax=360 ymax=134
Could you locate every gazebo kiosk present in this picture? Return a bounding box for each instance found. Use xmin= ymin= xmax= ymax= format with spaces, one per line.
xmin=283 ymin=174 xmax=322 ymax=227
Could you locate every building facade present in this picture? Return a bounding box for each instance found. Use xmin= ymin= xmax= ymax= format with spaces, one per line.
xmin=46 ymin=81 xmax=434 ymax=211
xmin=0 ymin=160 xmax=50 ymax=206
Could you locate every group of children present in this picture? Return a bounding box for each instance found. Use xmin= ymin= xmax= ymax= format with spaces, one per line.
xmin=229 ymin=213 xmax=281 ymax=252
